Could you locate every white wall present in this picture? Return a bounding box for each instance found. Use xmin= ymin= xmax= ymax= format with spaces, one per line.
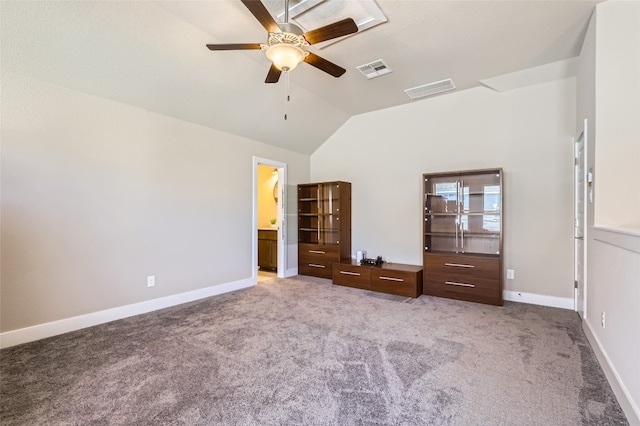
xmin=577 ymin=2 xmax=640 ymax=423
xmin=593 ymin=0 xmax=640 ymax=231
xmin=257 ymin=165 xmax=278 ymax=229
xmin=0 ymin=72 xmax=310 ymax=334
xmin=312 ymin=79 xmax=576 ymax=303
xmin=586 ymin=231 xmax=640 ymax=424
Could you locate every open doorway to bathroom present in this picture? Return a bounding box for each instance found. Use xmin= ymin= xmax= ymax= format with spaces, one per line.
xmin=253 ymin=157 xmax=287 ymax=281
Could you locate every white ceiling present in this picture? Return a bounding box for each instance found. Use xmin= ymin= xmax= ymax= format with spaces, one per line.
xmin=1 ymin=0 xmax=603 ymax=154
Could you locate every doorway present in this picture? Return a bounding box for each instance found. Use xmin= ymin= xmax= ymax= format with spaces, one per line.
xmin=253 ymin=157 xmax=287 ymax=280
xmin=574 ymin=119 xmax=587 ymax=318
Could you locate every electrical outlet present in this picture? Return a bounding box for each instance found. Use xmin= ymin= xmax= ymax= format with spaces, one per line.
xmin=506 ymin=269 xmax=515 ymax=280
xmin=601 ymin=311 xmax=606 ymax=328
xmin=147 ymin=275 xmax=155 ymax=287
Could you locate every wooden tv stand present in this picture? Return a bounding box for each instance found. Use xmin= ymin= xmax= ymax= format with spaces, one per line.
xmin=332 ymin=260 xmax=423 ymax=298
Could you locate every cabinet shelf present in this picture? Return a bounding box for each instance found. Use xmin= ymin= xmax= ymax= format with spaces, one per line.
xmin=426 ymin=191 xmax=490 ymax=197
xmin=424 ymin=211 xmax=501 ymax=216
xmin=425 ymin=231 xmax=499 ymax=237
xmin=426 ymin=250 xmax=499 ymax=258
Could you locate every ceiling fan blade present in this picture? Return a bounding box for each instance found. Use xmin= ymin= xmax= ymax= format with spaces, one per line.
xmin=303 ymin=18 xmax=358 ymax=45
xmin=241 ymin=0 xmax=281 ymax=34
xmin=304 ymin=52 xmax=346 ymax=78
xmin=206 ymin=43 xmax=262 ymax=51
xmin=265 ymin=63 xmax=282 ymax=83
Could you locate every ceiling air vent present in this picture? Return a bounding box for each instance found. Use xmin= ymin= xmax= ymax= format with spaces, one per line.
xmin=356 ymin=59 xmax=392 ymax=79
xmin=404 ymin=79 xmax=456 ymax=99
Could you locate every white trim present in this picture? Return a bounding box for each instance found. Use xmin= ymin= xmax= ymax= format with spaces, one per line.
xmin=582 ymin=318 xmax=640 ymax=424
xmin=592 ymin=226 xmax=640 ymax=254
xmin=574 ymin=120 xmax=588 ymax=317
xmin=0 ymin=278 xmax=255 ymax=349
xmin=503 ymin=290 xmax=574 ymax=310
xmin=253 ymin=157 xmax=289 ymax=279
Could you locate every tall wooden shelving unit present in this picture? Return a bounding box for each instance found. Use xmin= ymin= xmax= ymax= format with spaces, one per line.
xmin=298 ymin=181 xmax=351 ymax=279
xmin=423 ymin=169 xmax=503 ymax=305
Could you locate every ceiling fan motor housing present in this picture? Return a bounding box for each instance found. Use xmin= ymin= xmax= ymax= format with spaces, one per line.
xmin=265 ymin=32 xmax=308 ymax=48
xmin=278 ymin=22 xmax=304 ymax=36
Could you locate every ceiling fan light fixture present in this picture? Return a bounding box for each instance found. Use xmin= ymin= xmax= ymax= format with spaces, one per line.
xmin=265 ymin=43 xmax=306 ymax=71
xmin=206 ymin=1 xmax=358 ymax=83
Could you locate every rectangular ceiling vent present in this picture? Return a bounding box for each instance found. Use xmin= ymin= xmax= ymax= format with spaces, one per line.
xmin=404 ymin=79 xmax=456 ymax=99
xmin=356 ymin=59 xmax=392 ymax=79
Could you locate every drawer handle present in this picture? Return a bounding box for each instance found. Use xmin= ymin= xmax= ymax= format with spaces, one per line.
xmin=308 ymin=263 xmax=325 ymax=268
xmin=379 ymin=276 xmax=404 ymax=282
xmin=339 ymin=271 xmax=360 ymax=276
xmin=309 ymin=250 xmax=326 ymax=254
xmin=445 ymin=281 xmax=475 ymax=288
xmin=445 ymin=263 xmax=475 ymax=268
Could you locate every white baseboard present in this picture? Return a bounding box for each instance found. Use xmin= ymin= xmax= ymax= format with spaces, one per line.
xmin=582 ymin=318 xmax=640 ymax=425
xmin=0 ymin=282 xmax=577 ymax=347
xmin=503 ymin=290 xmax=574 ymax=310
xmin=0 ymin=278 xmax=255 ymax=349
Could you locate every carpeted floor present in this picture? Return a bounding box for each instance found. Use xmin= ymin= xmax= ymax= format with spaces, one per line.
xmin=0 ymin=276 xmax=628 ymax=425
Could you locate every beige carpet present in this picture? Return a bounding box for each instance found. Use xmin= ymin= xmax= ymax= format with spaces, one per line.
xmin=0 ymin=276 xmax=628 ymax=425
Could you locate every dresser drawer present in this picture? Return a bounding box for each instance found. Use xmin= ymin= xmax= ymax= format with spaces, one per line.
xmin=332 ymin=262 xmax=423 ymax=297
xmin=298 ymin=243 xmax=340 ymax=260
xmin=298 ymin=244 xmax=340 ymax=278
xmin=371 ymin=268 xmax=422 ymax=298
xmin=425 ymin=277 xmax=501 ymax=305
xmin=425 ymin=254 xmax=500 ymax=280
xmin=299 ymin=258 xmax=334 ymax=279
xmin=332 ymin=263 xmax=371 ymax=290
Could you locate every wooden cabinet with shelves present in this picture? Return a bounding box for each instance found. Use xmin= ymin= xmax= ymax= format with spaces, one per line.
xmin=298 ymin=181 xmax=351 ymax=279
xmin=423 ymin=169 xmax=503 ymax=305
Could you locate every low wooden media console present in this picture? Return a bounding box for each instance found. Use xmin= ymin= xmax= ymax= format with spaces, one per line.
xmin=332 ymin=261 xmax=423 ymax=298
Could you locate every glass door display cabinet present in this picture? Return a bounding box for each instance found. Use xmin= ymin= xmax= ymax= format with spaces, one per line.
xmin=423 ymin=169 xmax=503 ymax=305
xmin=298 ymin=181 xmax=351 ymax=279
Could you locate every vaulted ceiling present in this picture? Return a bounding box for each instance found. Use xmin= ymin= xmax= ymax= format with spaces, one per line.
xmin=1 ymin=0 xmax=603 ymax=154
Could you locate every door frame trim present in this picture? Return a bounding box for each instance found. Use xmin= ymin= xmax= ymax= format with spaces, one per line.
xmin=253 ymin=157 xmax=288 ymax=279
xmin=573 ymin=118 xmax=588 ymax=316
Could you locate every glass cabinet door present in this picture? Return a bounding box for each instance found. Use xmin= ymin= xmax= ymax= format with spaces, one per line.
xmin=298 ymin=184 xmax=319 ymax=244
xmin=298 ymin=182 xmax=342 ymax=245
xmin=458 ymin=171 xmax=501 ymax=255
xmin=424 ymin=170 xmax=502 ymax=256
xmin=424 ymin=175 xmax=460 ymax=253
xmin=318 ymin=182 xmax=341 ymax=245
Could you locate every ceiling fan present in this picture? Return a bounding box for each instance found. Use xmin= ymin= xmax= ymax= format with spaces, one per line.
xmin=206 ymin=0 xmax=359 ymax=83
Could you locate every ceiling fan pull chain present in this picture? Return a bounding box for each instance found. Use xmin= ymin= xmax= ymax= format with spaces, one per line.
xmin=284 ymin=70 xmax=291 ymax=120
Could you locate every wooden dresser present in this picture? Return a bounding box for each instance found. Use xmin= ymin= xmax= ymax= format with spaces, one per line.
xmin=423 ymin=254 xmax=501 ymax=305
xmin=333 ymin=261 xmax=423 ymax=298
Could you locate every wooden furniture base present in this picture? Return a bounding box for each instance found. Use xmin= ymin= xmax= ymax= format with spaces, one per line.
xmin=424 ymin=254 xmax=502 ymax=306
xmin=332 ymin=261 xmax=423 ymax=298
